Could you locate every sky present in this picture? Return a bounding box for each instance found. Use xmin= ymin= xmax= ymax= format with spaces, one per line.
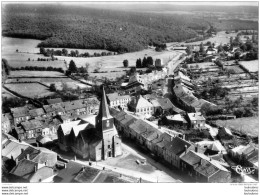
xmin=3 ymin=1 xmax=259 ymax=6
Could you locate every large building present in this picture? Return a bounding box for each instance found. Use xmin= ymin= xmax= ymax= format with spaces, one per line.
xmin=57 ymin=86 xmax=122 ymax=161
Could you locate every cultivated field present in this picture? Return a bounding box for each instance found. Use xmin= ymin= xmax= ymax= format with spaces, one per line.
xmin=216 ymin=117 xmax=259 ymax=137
xmin=239 ymin=60 xmax=259 ymax=72
xmin=4 ymin=83 xmax=54 ymax=98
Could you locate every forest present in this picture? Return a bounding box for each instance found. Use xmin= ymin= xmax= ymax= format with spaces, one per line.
xmin=2 ymin=4 xmax=209 ymax=53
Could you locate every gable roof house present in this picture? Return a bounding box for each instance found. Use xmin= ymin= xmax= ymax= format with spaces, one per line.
xmin=11 ymin=106 xmax=31 ymax=125
xmin=106 ymin=93 xmax=131 ymax=110
xmin=9 ymin=159 xmax=54 ymax=183
xmin=128 ymin=95 xmax=154 ymax=117
xmin=180 ymin=150 xmax=231 ymax=182
xmin=164 ymin=137 xmax=194 ymax=169
xmin=186 ymin=112 xmax=206 ymax=130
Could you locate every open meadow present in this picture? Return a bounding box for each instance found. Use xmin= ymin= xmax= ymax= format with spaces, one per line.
xmin=239 ymin=60 xmax=259 ymax=72
xmin=4 ymin=83 xmax=54 ymax=98
xmin=216 ymin=117 xmax=259 ymax=137
xmin=9 ymin=70 xmax=66 ymax=77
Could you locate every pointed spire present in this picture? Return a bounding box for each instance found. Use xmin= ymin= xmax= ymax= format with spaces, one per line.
xmin=97 ymin=85 xmax=112 ymax=119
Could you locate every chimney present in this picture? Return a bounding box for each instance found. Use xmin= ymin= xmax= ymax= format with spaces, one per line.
xmin=185 ymin=145 xmax=187 ymax=154
xmin=26 ymin=154 xmax=30 ymax=160
xmin=74 ymin=156 xmax=77 ymax=161
xmin=45 ymin=161 xmax=47 ymax=166
xmin=183 ymin=134 xmax=185 ymax=140
xmin=34 ymin=165 xmax=37 ymax=173
xmin=64 ymin=163 xmax=67 ymax=169
xmin=19 ymin=139 xmax=21 ymax=143
xmin=195 ymin=144 xmax=198 ymax=153
xmin=200 ymin=158 xmax=203 ymax=165
xmin=21 ymin=148 xmax=24 ymax=154
xmin=15 ymin=158 xmax=19 ymax=165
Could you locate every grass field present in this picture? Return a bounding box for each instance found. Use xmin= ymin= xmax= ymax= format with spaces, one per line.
xmin=4 ymin=83 xmax=54 ymax=98
xmin=9 ymin=71 xmax=65 ymax=77
xmin=239 ymin=60 xmax=259 ymax=72
xmin=216 ymin=117 xmax=259 ymax=137
xmin=183 ymin=31 xmax=238 ymax=46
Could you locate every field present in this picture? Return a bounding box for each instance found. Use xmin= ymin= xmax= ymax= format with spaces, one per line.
xmin=183 ymin=31 xmax=238 ymax=46
xmin=224 ymin=65 xmax=245 ymax=74
xmin=239 ymin=60 xmax=259 ymax=72
xmin=216 ymin=117 xmax=259 ymax=137
xmin=3 ymin=37 xmax=181 ymax=80
xmin=9 ymin=71 xmax=65 ymax=77
xmin=4 ymin=83 xmax=54 ymax=98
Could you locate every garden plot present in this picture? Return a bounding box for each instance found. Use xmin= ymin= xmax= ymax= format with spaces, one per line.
xmin=216 ymin=117 xmax=259 ymax=137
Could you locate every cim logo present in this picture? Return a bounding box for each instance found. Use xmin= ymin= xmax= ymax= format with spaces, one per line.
xmin=231 ymin=165 xmax=256 ymax=175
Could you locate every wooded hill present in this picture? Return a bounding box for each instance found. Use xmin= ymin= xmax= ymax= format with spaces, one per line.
xmin=2 ymin=4 xmax=209 ymax=53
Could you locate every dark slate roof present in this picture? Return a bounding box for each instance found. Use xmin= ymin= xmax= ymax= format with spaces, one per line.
xmin=54 ymin=161 xmax=83 ymax=183
xmin=157 ymin=98 xmax=174 ymax=110
xmin=10 ymin=159 xmax=38 ymax=180
xmin=21 ymin=119 xmax=43 ymax=131
xmin=16 ymin=146 xmax=40 ymax=161
xmin=93 ymin=171 xmax=132 ymax=183
xmin=10 ymin=106 xmax=30 ymax=118
xmin=29 ymin=108 xmax=45 ymax=118
xmin=181 ymin=150 xmax=201 ymax=166
xmin=46 ymin=98 xmax=63 ymax=105
xmin=97 ymin=86 xmax=112 ymax=120
xmin=165 ymin=137 xmax=193 ymax=156
xmin=106 ymin=93 xmax=131 ymax=102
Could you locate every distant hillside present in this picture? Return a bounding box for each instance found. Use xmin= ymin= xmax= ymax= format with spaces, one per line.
xmin=2 ymin=4 xmax=209 ymax=53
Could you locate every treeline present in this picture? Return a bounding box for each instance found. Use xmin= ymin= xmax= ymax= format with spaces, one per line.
xmin=136 ymin=56 xmax=154 ymax=68
xmin=2 ymin=4 xmax=205 ymax=53
xmin=40 ymin=47 xmax=116 ymax=58
xmin=10 ymin=66 xmax=64 ymax=73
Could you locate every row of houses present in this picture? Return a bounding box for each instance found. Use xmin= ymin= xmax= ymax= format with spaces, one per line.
xmin=8 ymin=97 xmax=100 ymax=127
xmin=111 ymin=110 xmax=231 ymax=182
xmin=123 ymin=69 xmax=167 ymax=94
xmin=2 ymin=133 xmax=57 ymax=182
xmin=173 ymin=70 xmax=216 ymax=112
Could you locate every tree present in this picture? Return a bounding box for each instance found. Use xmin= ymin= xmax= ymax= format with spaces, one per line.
xmin=40 ymin=47 xmax=46 ymax=54
xmin=68 ymin=60 xmax=77 ymax=73
xmin=146 ymin=56 xmax=153 ymax=66
xmin=136 ymin=58 xmax=142 ymax=68
xmin=62 ymin=48 xmax=68 ymax=56
xmin=142 ymin=57 xmax=147 ymax=68
xmin=70 ymin=50 xmax=76 ymax=57
xmin=186 ymin=45 xmax=193 ymax=55
xmin=50 ymin=83 xmax=56 ymax=92
xmin=75 ymin=50 xmax=79 ymax=57
xmin=199 ymin=42 xmax=205 ymax=53
xmin=123 ymin=59 xmax=129 ymax=68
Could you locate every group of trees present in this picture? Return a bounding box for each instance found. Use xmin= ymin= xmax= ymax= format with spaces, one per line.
xmin=40 ymin=47 xmax=116 ymax=58
xmin=136 ymin=56 xmax=154 ymax=68
xmin=2 ymin=59 xmax=11 ymax=82
xmin=65 ymin=60 xmax=89 ymax=76
xmin=10 ymin=66 xmax=64 ymax=73
xmin=3 ymin=4 xmax=205 ymax=53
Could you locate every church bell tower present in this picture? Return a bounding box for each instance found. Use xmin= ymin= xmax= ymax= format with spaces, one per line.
xmin=95 ymin=86 xmax=119 ymax=159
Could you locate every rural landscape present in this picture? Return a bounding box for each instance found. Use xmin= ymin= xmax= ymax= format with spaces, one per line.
xmin=1 ymin=2 xmax=259 ymax=185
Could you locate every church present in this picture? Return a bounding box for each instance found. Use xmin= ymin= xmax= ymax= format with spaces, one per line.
xmin=57 ymin=86 xmax=122 ymax=161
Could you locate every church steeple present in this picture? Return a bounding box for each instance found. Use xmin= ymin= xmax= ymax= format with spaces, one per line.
xmin=96 ymin=86 xmax=114 ymax=136
xmin=97 ymin=85 xmax=112 ymax=119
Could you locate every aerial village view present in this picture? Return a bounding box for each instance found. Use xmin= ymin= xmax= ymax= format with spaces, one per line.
xmin=1 ymin=2 xmax=259 ymax=184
